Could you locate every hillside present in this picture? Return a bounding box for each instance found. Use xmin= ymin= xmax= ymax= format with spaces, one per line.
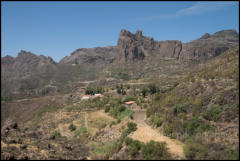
xmin=145 ymin=46 xmax=239 ymax=159
xmin=1 ymin=45 xmax=239 ymax=160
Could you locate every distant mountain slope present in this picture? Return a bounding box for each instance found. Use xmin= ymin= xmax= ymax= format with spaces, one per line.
xmin=1 ymin=29 xmax=238 ymax=100
xmin=60 ymin=46 xmax=118 ymax=66
xmin=1 ymin=50 xmax=58 ymax=100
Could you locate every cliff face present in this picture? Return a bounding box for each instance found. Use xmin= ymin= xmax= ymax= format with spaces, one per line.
xmin=116 ymin=29 xmax=239 ymax=63
xmin=117 ymin=29 xmax=182 ymax=63
xmin=179 ymin=30 xmax=239 ymax=62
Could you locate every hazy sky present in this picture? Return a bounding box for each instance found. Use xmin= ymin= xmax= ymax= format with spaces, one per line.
xmin=1 ymin=1 xmax=239 ymax=62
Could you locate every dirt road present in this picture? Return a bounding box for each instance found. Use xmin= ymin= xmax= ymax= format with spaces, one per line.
xmin=129 ymin=110 xmax=185 ymax=159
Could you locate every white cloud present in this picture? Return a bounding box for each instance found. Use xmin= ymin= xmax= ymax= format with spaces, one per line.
xmin=137 ymin=2 xmax=237 ymax=21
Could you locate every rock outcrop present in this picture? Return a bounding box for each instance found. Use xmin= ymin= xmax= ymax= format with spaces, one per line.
xmin=116 ymin=29 xmax=238 ymax=63
xmin=117 ymin=29 xmax=182 ymax=63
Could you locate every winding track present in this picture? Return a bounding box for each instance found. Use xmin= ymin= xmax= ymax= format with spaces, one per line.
xmin=129 ymin=109 xmax=185 ymax=159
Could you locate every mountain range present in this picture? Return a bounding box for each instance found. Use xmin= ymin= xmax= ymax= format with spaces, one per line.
xmin=1 ymin=29 xmax=239 ymax=100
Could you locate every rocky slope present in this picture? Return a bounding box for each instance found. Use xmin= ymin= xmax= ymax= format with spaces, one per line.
xmin=117 ymin=29 xmax=182 ymax=63
xmin=117 ymin=29 xmax=238 ymax=63
xmin=1 ymin=51 xmax=58 ymax=100
xmin=60 ymin=46 xmax=117 ymax=66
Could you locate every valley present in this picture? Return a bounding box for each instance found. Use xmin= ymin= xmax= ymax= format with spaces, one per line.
xmin=1 ymin=29 xmax=239 ymax=160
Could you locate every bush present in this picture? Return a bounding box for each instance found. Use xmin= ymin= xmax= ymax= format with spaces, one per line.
xmin=142 ymin=140 xmax=171 ymax=160
xmin=154 ymin=117 xmax=163 ymax=127
xmin=163 ymin=125 xmax=173 ymax=137
xmin=128 ymin=139 xmax=142 ymax=157
xmin=173 ymin=104 xmax=188 ymax=116
xmin=53 ymin=131 xmax=61 ymax=138
xmin=203 ymin=104 xmax=222 ymax=121
xmin=85 ymin=86 xmax=95 ymax=95
xmin=127 ymin=122 xmax=137 ymax=133
xmin=104 ymin=106 xmax=110 ymax=113
xmin=184 ymin=139 xmax=208 ymax=160
xmin=148 ymin=84 xmax=157 ymax=95
xmin=110 ymin=121 xmax=116 ymax=127
xmin=125 ymin=137 xmax=134 ymax=146
xmin=141 ymin=87 xmax=148 ymax=98
xmin=146 ymin=108 xmax=153 ymax=118
xmin=121 ymin=122 xmax=137 ymax=138
xmin=69 ymin=123 xmax=76 ymax=131
xmin=124 ymin=95 xmax=136 ymax=102
xmin=184 ymin=115 xmax=211 ymax=135
xmin=85 ymin=86 xmax=104 ymax=95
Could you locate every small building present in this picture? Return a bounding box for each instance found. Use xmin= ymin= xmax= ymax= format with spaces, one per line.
xmin=94 ymin=94 xmax=101 ymax=97
xmin=81 ymin=95 xmax=91 ymax=100
xmin=125 ymin=101 xmax=135 ymax=105
xmin=93 ymin=93 xmax=104 ymax=98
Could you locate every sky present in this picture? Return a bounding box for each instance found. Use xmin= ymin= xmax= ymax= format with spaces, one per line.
xmin=1 ymin=1 xmax=239 ymax=62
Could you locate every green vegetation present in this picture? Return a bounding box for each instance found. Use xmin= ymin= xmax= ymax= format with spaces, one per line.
xmin=121 ymin=122 xmax=137 ymax=138
xmin=53 ymin=131 xmax=61 ymax=138
xmin=124 ymin=137 xmax=142 ymax=157
xmin=142 ymin=140 xmax=171 ymax=160
xmin=85 ymin=86 xmax=104 ymax=95
xmin=32 ymin=102 xmax=61 ymax=121
xmin=148 ymin=84 xmax=158 ymax=95
xmin=141 ymin=87 xmax=148 ymax=98
xmin=118 ymin=72 xmax=130 ymax=81
xmin=203 ymin=104 xmax=222 ymax=121
xmin=184 ymin=138 xmax=239 ymax=160
xmin=107 ymin=99 xmax=134 ymax=121
xmin=68 ymin=123 xmax=76 ymax=131
xmin=124 ymin=138 xmax=172 ymax=160
xmin=123 ymin=95 xmax=137 ymax=102
xmin=116 ymin=84 xmax=126 ymax=95
xmin=154 ymin=117 xmax=163 ymax=127
xmin=184 ymin=115 xmax=211 ymax=136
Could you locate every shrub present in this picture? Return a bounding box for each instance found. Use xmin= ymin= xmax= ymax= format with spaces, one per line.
xmin=117 ymin=88 xmax=122 ymax=94
xmin=184 ymin=115 xmax=211 ymax=135
xmin=154 ymin=117 xmax=163 ymax=127
xmin=146 ymin=108 xmax=153 ymax=118
xmin=173 ymin=104 xmax=188 ymax=116
xmin=124 ymin=95 xmax=136 ymax=102
xmin=127 ymin=122 xmax=137 ymax=133
xmin=141 ymin=87 xmax=148 ymax=98
xmin=184 ymin=139 xmax=208 ymax=160
xmin=148 ymin=84 xmax=157 ymax=95
xmin=85 ymin=86 xmax=95 ymax=95
xmin=110 ymin=121 xmax=116 ymax=127
xmin=75 ymin=125 xmax=87 ymax=136
xmin=121 ymin=122 xmax=137 ymax=138
xmin=163 ymin=125 xmax=173 ymax=137
xmin=69 ymin=123 xmax=76 ymax=131
xmin=203 ymin=104 xmax=222 ymax=121
xmin=104 ymin=106 xmax=110 ymax=113
xmin=142 ymin=140 xmax=171 ymax=160
xmin=128 ymin=139 xmax=142 ymax=157
xmin=53 ymin=131 xmax=61 ymax=138
xmin=125 ymin=137 xmax=133 ymax=146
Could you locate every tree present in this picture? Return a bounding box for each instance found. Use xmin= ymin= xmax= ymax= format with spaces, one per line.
xmin=141 ymin=87 xmax=148 ymax=98
xmin=148 ymin=84 xmax=157 ymax=95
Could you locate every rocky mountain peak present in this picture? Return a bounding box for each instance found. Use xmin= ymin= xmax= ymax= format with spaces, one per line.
xmin=117 ymin=29 xmax=182 ymax=63
xmin=136 ymin=30 xmax=143 ymax=38
xmin=199 ymin=33 xmax=211 ymax=39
